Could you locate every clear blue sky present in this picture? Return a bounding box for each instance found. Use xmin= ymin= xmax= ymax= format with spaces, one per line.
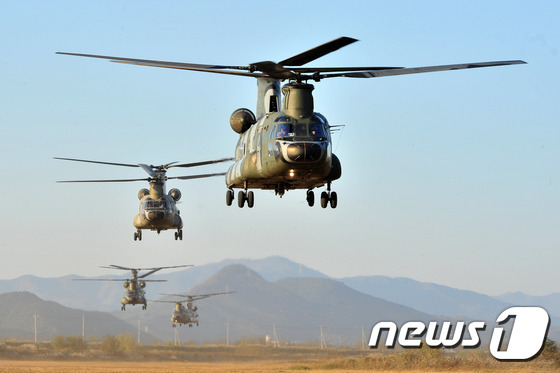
xmin=1 ymin=1 xmax=558 ymax=296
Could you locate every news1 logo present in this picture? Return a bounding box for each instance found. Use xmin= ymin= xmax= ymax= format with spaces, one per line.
xmin=369 ymin=306 xmax=550 ymax=360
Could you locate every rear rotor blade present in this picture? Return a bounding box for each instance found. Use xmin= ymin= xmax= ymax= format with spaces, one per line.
xmin=169 ymin=157 xmax=235 ymax=168
xmin=168 ymin=172 xmax=226 ymax=181
xmin=138 ymin=164 xmax=158 ymax=178
xmin=319 ymin=60 xmax=527 ymax=79
xmin=279 ymin=37 xmax=358 ymax=66
xmin=57 ymin=178 xmax=149 ymax=183
xmin=54 ymin=157 xmax=139 ymax=168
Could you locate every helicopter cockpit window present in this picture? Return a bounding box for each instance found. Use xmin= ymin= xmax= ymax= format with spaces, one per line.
xmin=275 ymin=123 xmax=291 ymax=137
xmin=144 ymin=200 xmax=167 ymax=209
xmin=294 ymin=123 xmax=308 ymax=136
xmin=309 ymin=123 xmax=327 ymax=138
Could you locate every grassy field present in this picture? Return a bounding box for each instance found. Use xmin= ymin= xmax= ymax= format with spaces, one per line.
xmin=1 ymin=341 xmax=559 ymax=372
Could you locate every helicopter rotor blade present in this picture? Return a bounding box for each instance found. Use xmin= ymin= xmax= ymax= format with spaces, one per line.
xmin=318 ymin=60 xmax=527 ymax=79
xmin=160 ymin=291 xmax=235 ymax=300
xmin=278 ymin=37 xmax=358 ymax=66
xmin=169 ymin=157 xmax=235 ymax=168
xmin=100 ymin=265 xmax=132 ymax=270
xmin=138 ymin=164 xmax=158 ymax=178
xmin=54 ymin=157 xmax=140 ymax=168
xmin=57 ymin=178 xmax=150 ymax=183
xmin=168 ymin=172 xmax=226 ymax=181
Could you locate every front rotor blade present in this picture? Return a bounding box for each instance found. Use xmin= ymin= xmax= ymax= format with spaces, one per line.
xmin=57 ymin=178 xmax=149 ymax=183
xmin=57 ymin=51 xmax=264 ymax=77
xmin=279 ymin=37 xmax=358 ymax=66
xmin=169 ymin=172 xmax=226 ymax=181
xmin=54 ymin=157 xmax=139 ymax=168
xmin=138 ymin=164 xmax=157 ymax=177
xmin=73 ymin=279 xmax=128 ymax=282
xmin=101 ymin=265 xmax=132 ymax=270
xmin=139 ymin=268 xmax=163 ymax=278
xmin=319 ymin=60 xmax=527 ymax=79
xmin=56 ymin=52 xmax=244 ymax=70
xmin=170 ymin=157 xmax=235 ymax=168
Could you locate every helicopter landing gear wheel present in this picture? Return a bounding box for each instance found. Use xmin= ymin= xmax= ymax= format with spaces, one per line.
xmin=121 ymin=305 xmax=125 ymax=311
xmin=142 ymin=305 xmax=146 ymax=310
xmin=226 ymin=189 xmax=234 ymax=206
xmin=172 ymin=324 xmax=176 ymax=328
xmin=175 ymin=230 xmax=183 ymax=240
xmin=306 ymin=190 xmax=315 ymax=207
xmin=320 ymin=183 xmax=338 ymax=209
xmin=320 ymin=192 xmax=329 ymax=208
xmin=247 ymin=191 xmax=254 ymax=208
xmin=237 ymin=190 xmax=245 ymax=208
xmin=134 ymin=230 xmax=142 ymax=241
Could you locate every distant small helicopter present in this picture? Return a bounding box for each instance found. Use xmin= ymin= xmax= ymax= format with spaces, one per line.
xmin=74 ymin=264 xmax=192 ymax=311
xmin=58 ymin=37 xmax=525 ymax=209
xmin=55 ymin=156 xmax=233 ymax=240
xmin=155 ymin=291 xmax=235 ymax=327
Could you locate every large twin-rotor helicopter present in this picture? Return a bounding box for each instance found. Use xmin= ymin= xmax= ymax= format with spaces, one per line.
xmin=73 ymin=264 xmax=192 ymax=311
xmin=58 ymin=37 xmax=525 ymax=209
xmin=55 ymin=156 xmax=233 ymax=240
xmin=154 ymin=291 xmax=235 ymax=328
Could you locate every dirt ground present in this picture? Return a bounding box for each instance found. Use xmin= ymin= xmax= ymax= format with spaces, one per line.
xmin=0 ymin=359 xmax=557 ymax=373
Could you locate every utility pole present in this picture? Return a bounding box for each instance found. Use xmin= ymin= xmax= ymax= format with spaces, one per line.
xmin=34 ymin=313 xmax=38 ymax=343
xmin=226 ymin=321 xmax=230 ymax=346
xmin=272 ymin=324 xmax=279 ymax=347
xmin=361 ymin=325 xmax=366 ymax=350
xmin=82 ymin=314 xmax=85 ymax=342
xmin=137 ymin=319 xmax=141 ymax=344
xmin=320 ymin=326 xmax=327 ymax=349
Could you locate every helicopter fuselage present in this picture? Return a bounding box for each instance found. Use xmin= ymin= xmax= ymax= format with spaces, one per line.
xmin=120 ymin=279 xmax=148 ymax=310
xmin=226 ymin=81 xmax=341 ymax=202
xmin=134 ymin=194 xmax=182 ymax=231
xmin=171 ymin=302 xmax=198 ymax=327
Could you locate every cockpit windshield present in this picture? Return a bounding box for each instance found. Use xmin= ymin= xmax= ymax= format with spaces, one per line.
xmin=143 ymin=199 xmax=167 ymax=209
xmin=274 ymin=122 xmax=327 ymax=138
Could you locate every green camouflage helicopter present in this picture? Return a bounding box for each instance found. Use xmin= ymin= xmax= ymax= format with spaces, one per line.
xmin=55 ymin=157 xmax=233 ymax=240
xmin=57 ymin=37 xmax=525 ymax=209
xmin=154 ymin=291 xmax=235 ymax=327
xmin=74 ymin=264 xmax=192 ymax=311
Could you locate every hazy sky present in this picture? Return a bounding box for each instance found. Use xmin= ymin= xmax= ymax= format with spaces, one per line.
xmin=1 ymin=1 xmax=558 ymax=296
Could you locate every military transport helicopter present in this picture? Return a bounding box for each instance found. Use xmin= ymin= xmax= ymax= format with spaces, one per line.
xmin=55 ymin=156 xmax=233 ymax=240
xmin=74 ymin=264 xmax=192 ymax=311
xmin=155 ymin=291 xmax=235 ymax=327
xmin=57 ymin=37 xmax=525 ymax=209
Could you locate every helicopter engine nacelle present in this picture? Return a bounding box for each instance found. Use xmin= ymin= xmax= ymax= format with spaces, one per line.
xmin=169 ymin=188 xmax=181 ymax=201
xmin=139 ymin=281 xmax=146 ymax=288
xmin=193 ymin=305 xmax=198 ymax=311
xmin=138 ymin=188 xmax=149 ymax=200
xmin=123 ymin=281 xmax=130 ymax=288
xmin=230 ymin=108 xmax=256 ymax=134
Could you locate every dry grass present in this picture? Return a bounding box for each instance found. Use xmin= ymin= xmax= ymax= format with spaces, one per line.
xmin=1 ymin=341 xmax=559 ymax=372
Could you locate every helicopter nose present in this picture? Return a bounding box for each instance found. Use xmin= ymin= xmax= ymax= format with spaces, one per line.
xmin=285 ymin=142 xmax=323 ymax=162
xmin=146 ymin=211 xmax=166 ymax=220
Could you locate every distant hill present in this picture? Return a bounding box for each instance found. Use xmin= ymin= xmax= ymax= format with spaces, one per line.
xmin=0 ymin=256 xmax=325 ymax=312
xmin=338 ymin=275 xmax=512 ymax=321
xmin=1 ymin=256 xmax=559 ymax=331
xmin=494 ymin=292 xmax=560 ymax=318
xmin=0 ymin=291 xmax=157 ymax=342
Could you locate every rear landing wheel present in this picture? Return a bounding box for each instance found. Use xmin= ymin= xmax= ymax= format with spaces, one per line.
xmin=306 ymin=190 xmax=315 ymax=207
xmin=238 ymin=191 xmax=245 ymax=208
xmin=320 ymin=192 xmax=329 ymax=208
xmin=330 ymin=192 xmax=338 ymax=209
xmin=247 ymin=191 xmax=254 ymax=208
xmin=226 ymin=189 xmax=234 ymax=206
